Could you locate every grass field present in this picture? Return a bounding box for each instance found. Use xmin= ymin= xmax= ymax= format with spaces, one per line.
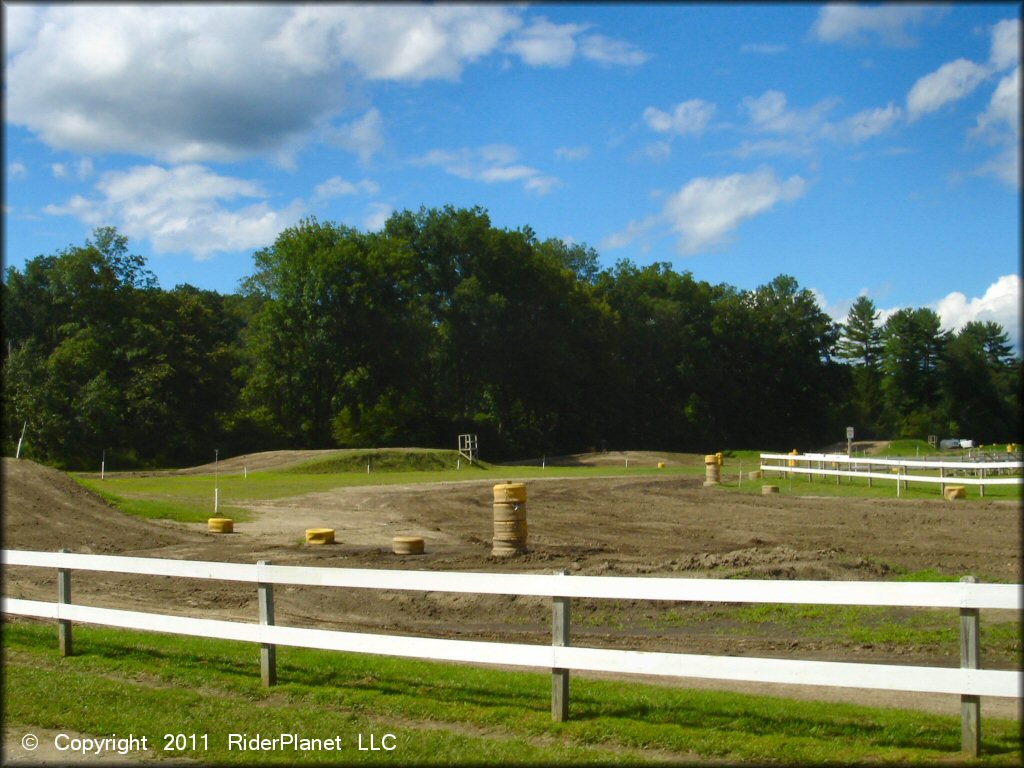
xmin=5 ymin=621 xmax=1021 ymax=765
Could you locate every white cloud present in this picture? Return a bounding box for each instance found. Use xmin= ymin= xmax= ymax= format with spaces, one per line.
xmin=523 ymin=175 xmax=562 ymax=195
xmin=643 ymin=99 xmax=716 ymax=136
xmin=742 ymin=90 xmax=840 ymax=135
xmin=44 ymin=164 xmax=303 ymax=259
xmin=822 ymin=276 xmax=1022 ymax=352
xmin=363 ymin=203 xmax=394 ymax=232
xmin=973 ymin=144 xmax=1020 ymax=188
xmin=505 ymin=18 xmax=583 ymax=67
xmin=578 ymin=33 xmax=648 ymax=66
xmin=314 ymin=176 xmax=380 ymax=200
xmin=724 ymin=138 xmax=817 ymax=160
xmin=51 ymin=159 xmax=97 ymax=182
xmin=327 ymin=108 xmax=385 ymax=165
xmin=989 ymin=18 xmax=1020 ymax=71
xmin=837 ymin=102 xmax=903 ymax=142
xmin=411 ymin=145 xmax=560 ymax=195
xmin=8 ymin=162 xmax=28 ymax=180
xmin=555 ymin=145 xmax=591 ymax=161
xmin=504 ymin=18 xmax=647 ymax=68
xmin=7 ymin=5 xmax=646 ymax=166
xmin=932 ymin=275 xmax=1021 ymax=348
xmin=4 ymin=5 xmax=525 ymax=164
xmin=663 ymin=167 xmax=807 ymax=253
xmin=604 ymin=167 xmax=807 ymax=254
xmin=971 ymin=66 xmax=1020 ymax=187
xmin=2 ymin=3 xmax=43 ymax=56
xmin=640 ymin=141 xmax=673 ymax=163
xmin=973 ymin=66 xmax=1020 ymax=140
xmin=811 ymin=5 xmax=948 ymax=47
xmin=600 ymin=216 xmax=658 ymax=251
xmin=267 ymin=5 xmax=522 ymax=81
xmin=906 ymin=58 xmax=990 ymax=122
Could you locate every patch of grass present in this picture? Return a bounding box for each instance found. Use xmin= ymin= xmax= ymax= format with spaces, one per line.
xmin=282 ymin=449 xmax=482 ymax=474
xmin=891 ymin=567 xmax=962 ymax=583
xmin=4 ymin=620 xmax=1021 ymax=764
xmin=881 ymin=439 xmax=939 ymax=456
xmin=79 ymin=479 xmax=252 ymax=523
xmin=723 ymin=469 xmax=1022 ymax=502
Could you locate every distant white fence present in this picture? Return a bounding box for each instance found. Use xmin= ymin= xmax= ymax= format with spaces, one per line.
xmin=760 ymin=453 xmax=1023 ymax=497
xmin=3 ymin=549 xmax=1021 ymax=756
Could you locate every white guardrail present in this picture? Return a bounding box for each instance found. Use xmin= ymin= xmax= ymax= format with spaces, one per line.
xmin=760 ymin=453 xmax=1023 ymax=496
xmin=2 ymin=549 xmax=1021 ymax=756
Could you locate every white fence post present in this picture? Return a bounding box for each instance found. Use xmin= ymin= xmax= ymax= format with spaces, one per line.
xmin=57 ymin=549 xmax=72 ymax=657
xmin=960 ymin=575 xmax=981 ymax=758
xmin=258 ymin=560 xmax=276 ymax=687
xmin=552 ymin=570 xmax=570 ymax=722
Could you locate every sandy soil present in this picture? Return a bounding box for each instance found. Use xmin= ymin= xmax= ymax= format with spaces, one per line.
xmin=2 ymin=454 xmax=1020 ymax=721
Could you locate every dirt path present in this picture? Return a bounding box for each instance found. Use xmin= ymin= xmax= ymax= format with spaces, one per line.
xmin=3 ymin=457 xmax=1020 ymax=721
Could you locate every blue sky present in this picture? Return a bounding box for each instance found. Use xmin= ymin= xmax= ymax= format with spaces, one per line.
xmin=4 ymin=3 xmax=1021 ymax=347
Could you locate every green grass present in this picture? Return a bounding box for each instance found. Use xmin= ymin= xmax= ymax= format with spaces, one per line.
xmin=4 ymin=620 xmax=1021 ymax=765
xmin=720 ymin=467 xmax=1022 ymax=502
xmin=84 ymin=480 xmax=254 ymax=523
xmin=881 ymin=439 xmax=940 ymax=456
xmin=282 ymin=448 xmax=485 ymax=474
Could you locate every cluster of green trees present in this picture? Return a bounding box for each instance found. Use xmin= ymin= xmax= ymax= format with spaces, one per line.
xmin=3 ymin=208 xmax=1020 ymax=469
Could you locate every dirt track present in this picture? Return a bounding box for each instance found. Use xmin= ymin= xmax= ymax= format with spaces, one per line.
xmin=2 ymin=455 xmax=1020 ymax=719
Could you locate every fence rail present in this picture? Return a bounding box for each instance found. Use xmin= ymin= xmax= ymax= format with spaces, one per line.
xmin=3 ymin=549 xmax=1021 ymax=757
xmin=760 ymin=453 xmax=1023 ymax=496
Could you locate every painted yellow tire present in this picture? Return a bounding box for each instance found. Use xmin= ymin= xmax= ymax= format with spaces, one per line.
xmin=305 ymin=528 xmax=335 ymax=545
xmin=392 ymin=536 xmax=425 ymax=555
xmin=208 ymin=518 xmax=233 ymax=533
xmin=493 ymin=482 xmax=527 ymax=503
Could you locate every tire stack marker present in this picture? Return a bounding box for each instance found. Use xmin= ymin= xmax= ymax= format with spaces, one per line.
xmin=492 ymin=482 xmax=528 ymax=556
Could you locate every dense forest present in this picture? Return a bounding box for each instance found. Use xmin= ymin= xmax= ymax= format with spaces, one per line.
xmin=3 ymin=207 xmax=1020 ymax=469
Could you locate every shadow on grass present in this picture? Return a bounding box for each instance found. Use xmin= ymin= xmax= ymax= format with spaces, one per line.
xmin=9 ymin=622 xmax=1021 ymax=760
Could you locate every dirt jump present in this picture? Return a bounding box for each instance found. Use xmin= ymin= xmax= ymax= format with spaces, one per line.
xmin=2 ymin=454 xmax=1020 ymax=719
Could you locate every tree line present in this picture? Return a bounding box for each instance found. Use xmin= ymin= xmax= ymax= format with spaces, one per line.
xmin=3 ymin=208 xmax=1020 ymax=469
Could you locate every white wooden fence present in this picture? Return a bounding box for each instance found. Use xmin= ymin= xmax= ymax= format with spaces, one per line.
xmin=3 ymin=549 xmax=1021 ymax=757
xmin=760 ymin=453 xmax=1023 ymax=497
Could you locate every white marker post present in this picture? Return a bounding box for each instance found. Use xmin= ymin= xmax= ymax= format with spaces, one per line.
xmin=101 ymin=449 xmax=106 ymax=480
xmin=15 ymin=421 xmax=27 ymax=459
xmin=214 ymin=449 xmax=220 ymax=514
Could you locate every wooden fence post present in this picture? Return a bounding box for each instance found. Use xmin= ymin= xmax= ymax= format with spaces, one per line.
xmin=257 ymin=560 xmax=276 ymax=687
xmin=58 ymin=549 xmax=72 ymax=657
xmin=960 ymin=575 xmax=981 ymax=758
xmin=552 ymin=570 xmax=570 ymax=722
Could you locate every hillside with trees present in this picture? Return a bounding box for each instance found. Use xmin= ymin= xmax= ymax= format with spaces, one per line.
xmin=3 ymin=208 xmax=1020 ymax=469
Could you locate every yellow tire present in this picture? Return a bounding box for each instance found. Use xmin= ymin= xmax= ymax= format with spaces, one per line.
xmin=208 ymin=518 xmax=233 ymax=533
xmin=392 ymin=536 xmax=425 ymax=555
xmin=493 ymin=482 xmax=527 ymax=503
xmin=305 ymin=528 xmax=335 ymax=545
